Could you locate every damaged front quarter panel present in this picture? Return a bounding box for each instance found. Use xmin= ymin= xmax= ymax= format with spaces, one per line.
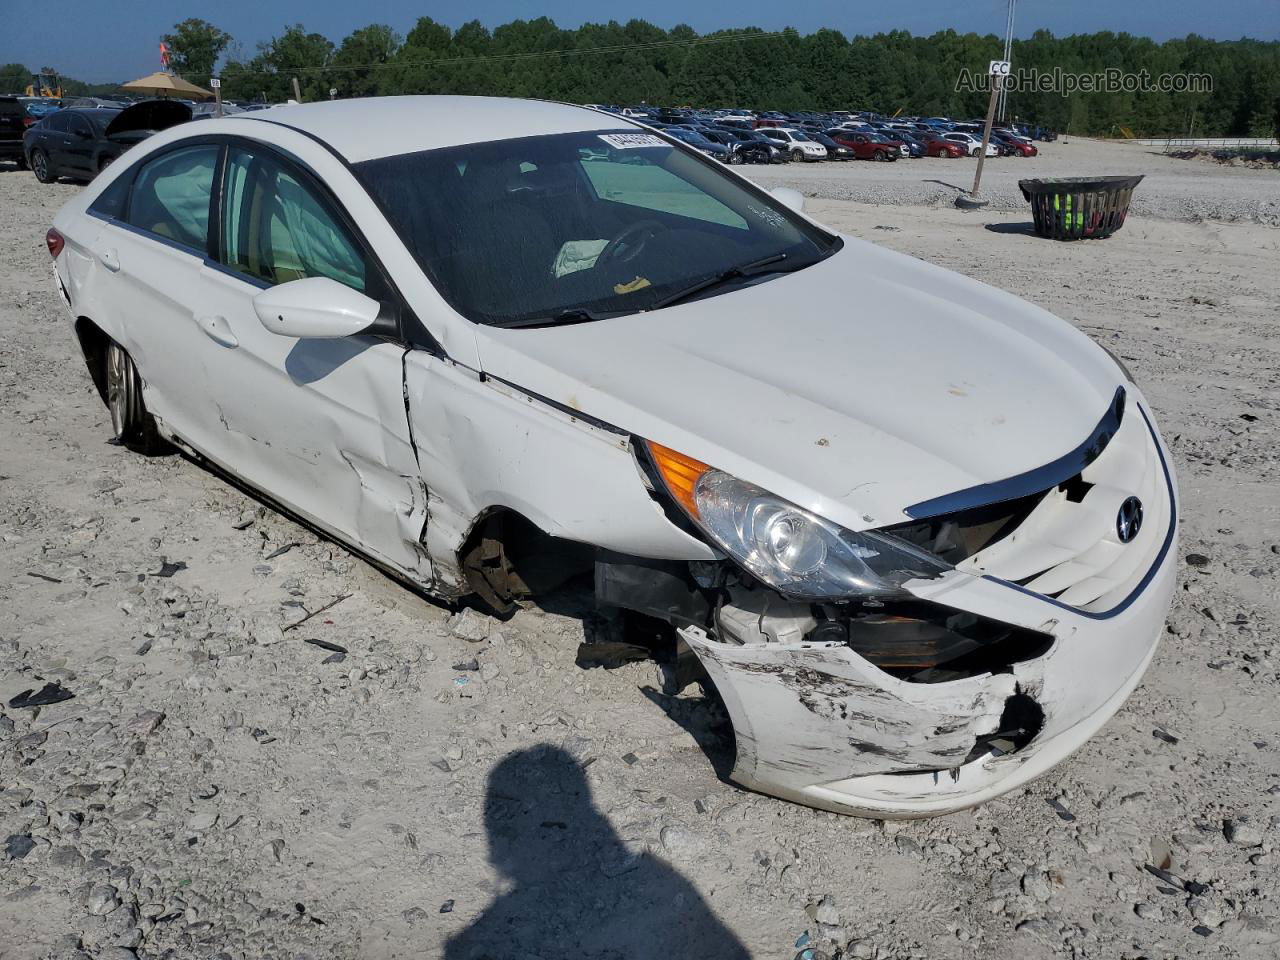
xmin=680 ymin=625 xmax=1026 ymax=816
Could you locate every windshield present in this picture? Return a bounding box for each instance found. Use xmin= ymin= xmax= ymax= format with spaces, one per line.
xmin=355 ymin=130 xmax=836 ymax=327
xmin=84 ymin=110 xmax=120 ymax=133
xmin=789 ymin=130 xmax=811 ymax=141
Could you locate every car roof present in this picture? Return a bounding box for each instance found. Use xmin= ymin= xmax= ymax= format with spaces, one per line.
xmin=234 ymin=95 xmax=642 ymax=164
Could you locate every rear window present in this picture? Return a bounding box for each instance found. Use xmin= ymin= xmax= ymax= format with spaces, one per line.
xmin=125 ymin=144 xmax=218 ymax=251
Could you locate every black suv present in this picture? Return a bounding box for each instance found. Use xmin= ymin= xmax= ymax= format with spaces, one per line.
xmin=0 ymin=97 xmax=29 ymax=168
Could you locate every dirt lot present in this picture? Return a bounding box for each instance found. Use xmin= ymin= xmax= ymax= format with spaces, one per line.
xmin=750 ymin=136 xmax=1280 ymax=225
xmin=1 ymin=143 xmax=1278 ymax=960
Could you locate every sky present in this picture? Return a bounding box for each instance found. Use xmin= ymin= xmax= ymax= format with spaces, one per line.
xmin=6 ymin=0 xmax=1279 ymax=83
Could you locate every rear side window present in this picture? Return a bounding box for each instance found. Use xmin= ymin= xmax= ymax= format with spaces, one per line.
xmin=219 ymin=146 xmax=367 ymax=291
xmin=125 ymin=144 xmax=218 ymax=251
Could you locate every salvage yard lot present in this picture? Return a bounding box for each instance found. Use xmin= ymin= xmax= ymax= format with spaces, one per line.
xmin=1 ymin=144 xmax=1278 ymax=959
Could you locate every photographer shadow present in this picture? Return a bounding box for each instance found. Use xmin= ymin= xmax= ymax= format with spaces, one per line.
xmin=444 ymin=745 xmax=749 ymax=960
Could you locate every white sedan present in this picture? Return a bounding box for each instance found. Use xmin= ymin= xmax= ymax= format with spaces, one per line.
xmin=47 ymin=96 xmax=1176 ymax=817
xmin=943 ymin=131 xmax=1000 ymax=157
xmin=757 ymin=127 xmax=829 ymax=161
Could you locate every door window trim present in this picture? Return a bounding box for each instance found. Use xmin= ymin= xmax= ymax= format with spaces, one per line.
xmin=86 ymin=132 xmax=438 ymax=354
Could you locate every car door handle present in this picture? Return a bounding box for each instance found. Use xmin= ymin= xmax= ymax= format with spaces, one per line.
xmin=97 ymin=247 xmax=120 ymax=272
xmin=196 ymin=314 xmax=239 ymax=348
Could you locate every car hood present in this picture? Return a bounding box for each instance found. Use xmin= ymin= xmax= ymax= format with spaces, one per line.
xmin=105 ymin=100 xmax=192 ymax=139
xmin=475 ymin=236 xmax=1122 ymax=532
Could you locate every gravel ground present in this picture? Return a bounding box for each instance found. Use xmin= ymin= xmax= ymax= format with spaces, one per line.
xmin=1 ymin=150 xmax=1278 ymax=960
xmin=745 ymin=137 xmax=1280 ymax=225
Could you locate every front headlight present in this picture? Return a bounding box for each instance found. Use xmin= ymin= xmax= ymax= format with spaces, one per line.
xmin=646 ymin=441 xmax=951 ymax=599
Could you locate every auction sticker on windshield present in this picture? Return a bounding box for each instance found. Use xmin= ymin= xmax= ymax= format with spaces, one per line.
xmin=599 ymin=133 xmax=668 ymax=149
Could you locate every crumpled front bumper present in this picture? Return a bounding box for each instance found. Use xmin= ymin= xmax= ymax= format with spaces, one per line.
xmin=679 ymin=407 xmax=1178 ymax=818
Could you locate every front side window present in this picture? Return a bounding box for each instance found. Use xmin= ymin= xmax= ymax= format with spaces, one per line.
xmin=126 ymin=144 xmax=218 ymax=250
xmin=355 ymin=130 xmax=835 ymax=327
xmin=220 ymin=146 xmax=367 ymax=291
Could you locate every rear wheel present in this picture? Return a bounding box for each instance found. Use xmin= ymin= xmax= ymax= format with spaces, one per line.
xmin=30 ymin=149 xmax=54 ymax=183
xmin=15 ymin=155 xmax=28 ymax=171
xmin=105 ymin=341 xmax=164 ymax=453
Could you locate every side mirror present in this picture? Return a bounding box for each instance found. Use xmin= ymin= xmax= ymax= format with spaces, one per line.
xmin=770 ymin=187 xmax=806 ymax=214
xmin=253 ymin=276 xmax=387 ymax=339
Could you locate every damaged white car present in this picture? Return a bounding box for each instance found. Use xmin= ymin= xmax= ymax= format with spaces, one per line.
xmin=47 ymin=96 xmax=1177 ymax=817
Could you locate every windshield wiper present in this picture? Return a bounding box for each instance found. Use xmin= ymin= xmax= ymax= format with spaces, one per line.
xmin=648 ymin=252 xmax=805 ymax=311
xmin=498 ymin=306 xmax=636 ymax=329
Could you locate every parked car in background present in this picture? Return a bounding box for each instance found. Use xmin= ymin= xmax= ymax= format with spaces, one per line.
xmin=662 ymin=126 xmax=730 ymax=162
xmin=920 ymin=134 xmax=965 ymax=158
xmin=62 ymin=96 xmax=128 ymax=109
xmin=942 ymin=132 xmax=998 ymax=157
xmin=19 ymin=97 xmax=62 ymax=121
xmin=889 ymin=131 xmax=928 ymax=158
xmin=827 ymin=130 xmax=897 ymax=161
xmin=1 ymin=97 xmax=29 ymax=167
xmin=992 ymin=132 xmax=1037 ymax=157
xmin=808 ymin=131 xmax=854 ymax=160
xmin=25 ymin=101 xmax=191 ymax=182
xmin=716 ymin=128 xmax=787 ymax=164
xmin=758 ymin=127 xmax=827 ymax=161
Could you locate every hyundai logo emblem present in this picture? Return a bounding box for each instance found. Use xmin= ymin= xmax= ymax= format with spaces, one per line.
xmin=1117 ymin=496 xmax=1144 ymax=543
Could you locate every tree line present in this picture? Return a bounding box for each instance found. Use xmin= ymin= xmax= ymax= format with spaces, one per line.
xmin=7 ymin=17 xmax=1279 ymax=137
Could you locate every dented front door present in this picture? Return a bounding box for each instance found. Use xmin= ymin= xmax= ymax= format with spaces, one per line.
xmin=190 ymin=263 xmax=429 ymax=582
xmin=181 ymin=141 xmax=429 ymax=581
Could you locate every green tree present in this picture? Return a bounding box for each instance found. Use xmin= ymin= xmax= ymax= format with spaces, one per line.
xmin=0 ymin=63 xmax=30 ymax=93
xmin=333 ymin=24 xmax=400 ymax=98
xmin=162 ymin=18 xmax=231 ymax=87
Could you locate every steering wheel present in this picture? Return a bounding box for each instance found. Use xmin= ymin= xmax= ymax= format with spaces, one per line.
xmin=597 ymin=219 xmax=667 ymax=268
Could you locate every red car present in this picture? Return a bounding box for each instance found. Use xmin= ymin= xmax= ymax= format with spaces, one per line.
xmin=826 ymin=130 xmax=898 ymax=161
xmin=994 ymin=132 xmax=1038 ymax=157
xmin=920 ymin=134 xmax=965 ymax=158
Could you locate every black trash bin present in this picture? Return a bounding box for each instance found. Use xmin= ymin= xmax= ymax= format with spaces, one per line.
xmin=1018 ymin=175 xmax=1144 ymax=240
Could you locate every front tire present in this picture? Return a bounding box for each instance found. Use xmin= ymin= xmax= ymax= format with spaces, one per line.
xmin=31 ymin=149 xmax=54 ymax=183
xmin=105 ymin=341 xmax=164 ymax=453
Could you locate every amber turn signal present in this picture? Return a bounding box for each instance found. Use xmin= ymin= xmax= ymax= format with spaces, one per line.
xmin=646 ymin=441 xmax=711 ymax=518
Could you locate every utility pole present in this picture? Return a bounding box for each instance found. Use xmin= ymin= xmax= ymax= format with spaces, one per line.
xmin=291 ymin=77 xmax=303 ymax=103
xmin=971 ymin=72 xmax=1002 ymax=198
xmin=211 ymin=77 xmax=223 ymax=118
xmin=998 ymin=0 xmax=1016 ymax=123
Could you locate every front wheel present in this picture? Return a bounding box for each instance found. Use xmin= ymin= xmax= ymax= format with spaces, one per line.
xmin=105 ymin=341 xmax=164 ymax=453
xmin=790 ymin=149 xmax=803 ymax=163
xmin=30 ymin=149 xmax=54 ymax=183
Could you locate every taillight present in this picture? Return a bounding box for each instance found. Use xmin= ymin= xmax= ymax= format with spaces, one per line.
xmin=22 ymin=116 xmax=36 ymax=128
xmin=46 ymin=228 xmax=64 ymax=259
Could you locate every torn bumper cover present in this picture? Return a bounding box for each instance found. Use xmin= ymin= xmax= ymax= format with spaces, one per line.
xmin=680 ymin=540 xmax=1175 ymax=816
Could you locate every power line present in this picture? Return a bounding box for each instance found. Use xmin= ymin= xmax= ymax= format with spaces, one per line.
xmin=194 ymin=29 xmax=785 ymax=81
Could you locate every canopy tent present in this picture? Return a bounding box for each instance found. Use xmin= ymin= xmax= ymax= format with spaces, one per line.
xmin=120 ymin=71 xmax=213 ymax=101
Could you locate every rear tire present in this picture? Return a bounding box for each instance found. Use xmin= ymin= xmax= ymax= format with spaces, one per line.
xmin=15 ymin=155 xmax=28 ymax=171
xmin=105 ymin=341 xmax=165 ymax=453
xmin=31 ymin=149 xmax=54 ymax=183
